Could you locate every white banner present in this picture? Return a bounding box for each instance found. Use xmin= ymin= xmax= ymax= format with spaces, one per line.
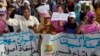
xmin=0 ymin=30 xmax=39 ymax=56
xmin=51 ymin=12 xmax=69 ymax=21
xmin=1 ymin=30 xmax=100 ymax=56
xmin=41 ymin=33 xmax=100 ymax=56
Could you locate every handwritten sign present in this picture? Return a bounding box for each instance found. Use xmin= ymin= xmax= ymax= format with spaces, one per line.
xmin=51 ymin=12 xmax=69 ymax=21
xmin=0 ymin=30 xmax=39 ymax=56
xmin=79 ymin=1 xmax=92 ymax=5
xmin=41 ymin=33 xmax=100 ymax=56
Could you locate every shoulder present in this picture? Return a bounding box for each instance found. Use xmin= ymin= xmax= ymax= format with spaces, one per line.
xmin=30 ymin=16 xmax=39 ymax=21
xmin=30 ymin=16 xmax=38 ymax=19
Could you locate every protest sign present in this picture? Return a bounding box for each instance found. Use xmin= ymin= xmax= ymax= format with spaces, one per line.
xmin=41 ymin=33 xmax=100 ymax=56
xmin=51 ymin=12 xmax=69 ymax=21
xmin=0 ymin=30 xmax=39 ymax=56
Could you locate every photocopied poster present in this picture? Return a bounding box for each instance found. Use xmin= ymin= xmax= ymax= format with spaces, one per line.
xmin=41 ymin=33 xmax=100 ymax=56
xmin=51 ymin=12 xmax=69 ymax=21
xmin=0 ymin=30 xmax=39 ymax=56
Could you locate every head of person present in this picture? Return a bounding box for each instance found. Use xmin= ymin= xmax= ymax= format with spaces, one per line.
xmin=23 ymin=0 xmax=30 ymax=7
xmin=57 ymin=4 xmax=64 ymax=13
xmin=22 ymin=7 xmax=31 ymax=20
xmin=0 ymin=9 xmax=5 ymax=16
xmin=7 ymin=5 xmax=15 ymax=12
xmin=68 ymin=12 xmax=76 ymax=24
xmin=74 ymin=3 xmax=81 ymax=12
xmin=56 ymin=0 xmax=63 ymax=4
xmin=86 ymin=11 xmax=96 ymax=24
xmin=7 ymin=5 xmax=15 ymax=17
xmin=95 ymin=2 xmax=100 ymax=9
xmin=82 ymin=3 xmax=87 ymax=12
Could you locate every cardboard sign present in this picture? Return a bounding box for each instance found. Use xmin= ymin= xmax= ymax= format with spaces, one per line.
xmin=51 ymin=12 xmax=69 ymax=21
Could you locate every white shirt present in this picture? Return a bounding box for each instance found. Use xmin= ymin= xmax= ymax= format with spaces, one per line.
xmin=6 ymin=15 xmax=39 ymax=31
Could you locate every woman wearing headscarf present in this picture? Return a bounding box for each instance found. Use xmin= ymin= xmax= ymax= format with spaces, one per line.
xmin=36 ymin=0 xmax=51 ymax=25
xmin=64 ymin=12 xmax=78 ymax=34
xmin=66 ymin=0 xmax=74 ymax=12
xmin=74 ymin=3 xmax=81 ymax=23
xmin=80 ymin=3 xmax=88 ymax=21
xmin=51 ymin=5 xmax=65 ymax=33
xmin=76 ymin=11 xmax=100 ymax=34
xmin=0 ymin=3 xmax=8 ymax=34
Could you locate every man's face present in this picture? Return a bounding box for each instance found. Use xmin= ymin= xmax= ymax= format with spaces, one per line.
xmin=23 ymin=9 xmax=30 ymax=20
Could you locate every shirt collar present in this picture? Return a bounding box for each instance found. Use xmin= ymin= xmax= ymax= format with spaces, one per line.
xmin=22 ymin=16 xmax=32 ymax=21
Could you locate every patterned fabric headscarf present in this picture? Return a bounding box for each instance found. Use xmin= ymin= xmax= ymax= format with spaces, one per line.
xmin=74 ymin=3 xmax=81 ymax=23
xmin=86 ymin=11 xmax=96 ymax=23
xmin=80 ymin=11 xmax=100 ymax=33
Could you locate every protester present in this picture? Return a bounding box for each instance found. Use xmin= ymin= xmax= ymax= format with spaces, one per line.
xmin=7 ymin=5 xmax=16 ymax=32
xmin=51 ymin=5 xmax=65 ymax=33
xmin=74 ymin=2 xmax=81 ymax=23
xmin=80 ymin=3 xmax=88 ymax=21
xmin=16 ymin=0 xmax=30 ymax=15
xmin=6 ymin=7 xmax=39 ymax=32
xmin=36 ymin=0 xmax=51 ymax=25
xmin=64 ymin=12 xmax=78 ymax=34
xmin=76 ymin=11 xmax=100 ymax=34
xmin=95 ymin=2 xmax=100 ymax=23
xmin=66 ymin=0 xmax=74 ymax=12
xmin=0 ymin=3 xmax=8 ymax=34
xmin=0 ymin=0 xmax=98 ymax=34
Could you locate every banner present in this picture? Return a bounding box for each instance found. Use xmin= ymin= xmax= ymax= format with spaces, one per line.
xmin=1 ymin=30 xmax=100 ymax=56
xmin=0 ymin=30 xmax=39 ymax=56
xmin=41 ymin=33 xmax=100 ymax=56
xmin=79 ymin=1 xmax=92 ymax=5
xmin=51 ymin=12 xmax=69 ymax=21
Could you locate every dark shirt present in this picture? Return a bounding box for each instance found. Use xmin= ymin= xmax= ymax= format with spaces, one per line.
xmin=65 ymin=22 xmax=78 ymax=34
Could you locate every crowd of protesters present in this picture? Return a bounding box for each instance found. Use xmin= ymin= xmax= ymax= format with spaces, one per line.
xmin=0 ymin=0 xmax=100 ymax=34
